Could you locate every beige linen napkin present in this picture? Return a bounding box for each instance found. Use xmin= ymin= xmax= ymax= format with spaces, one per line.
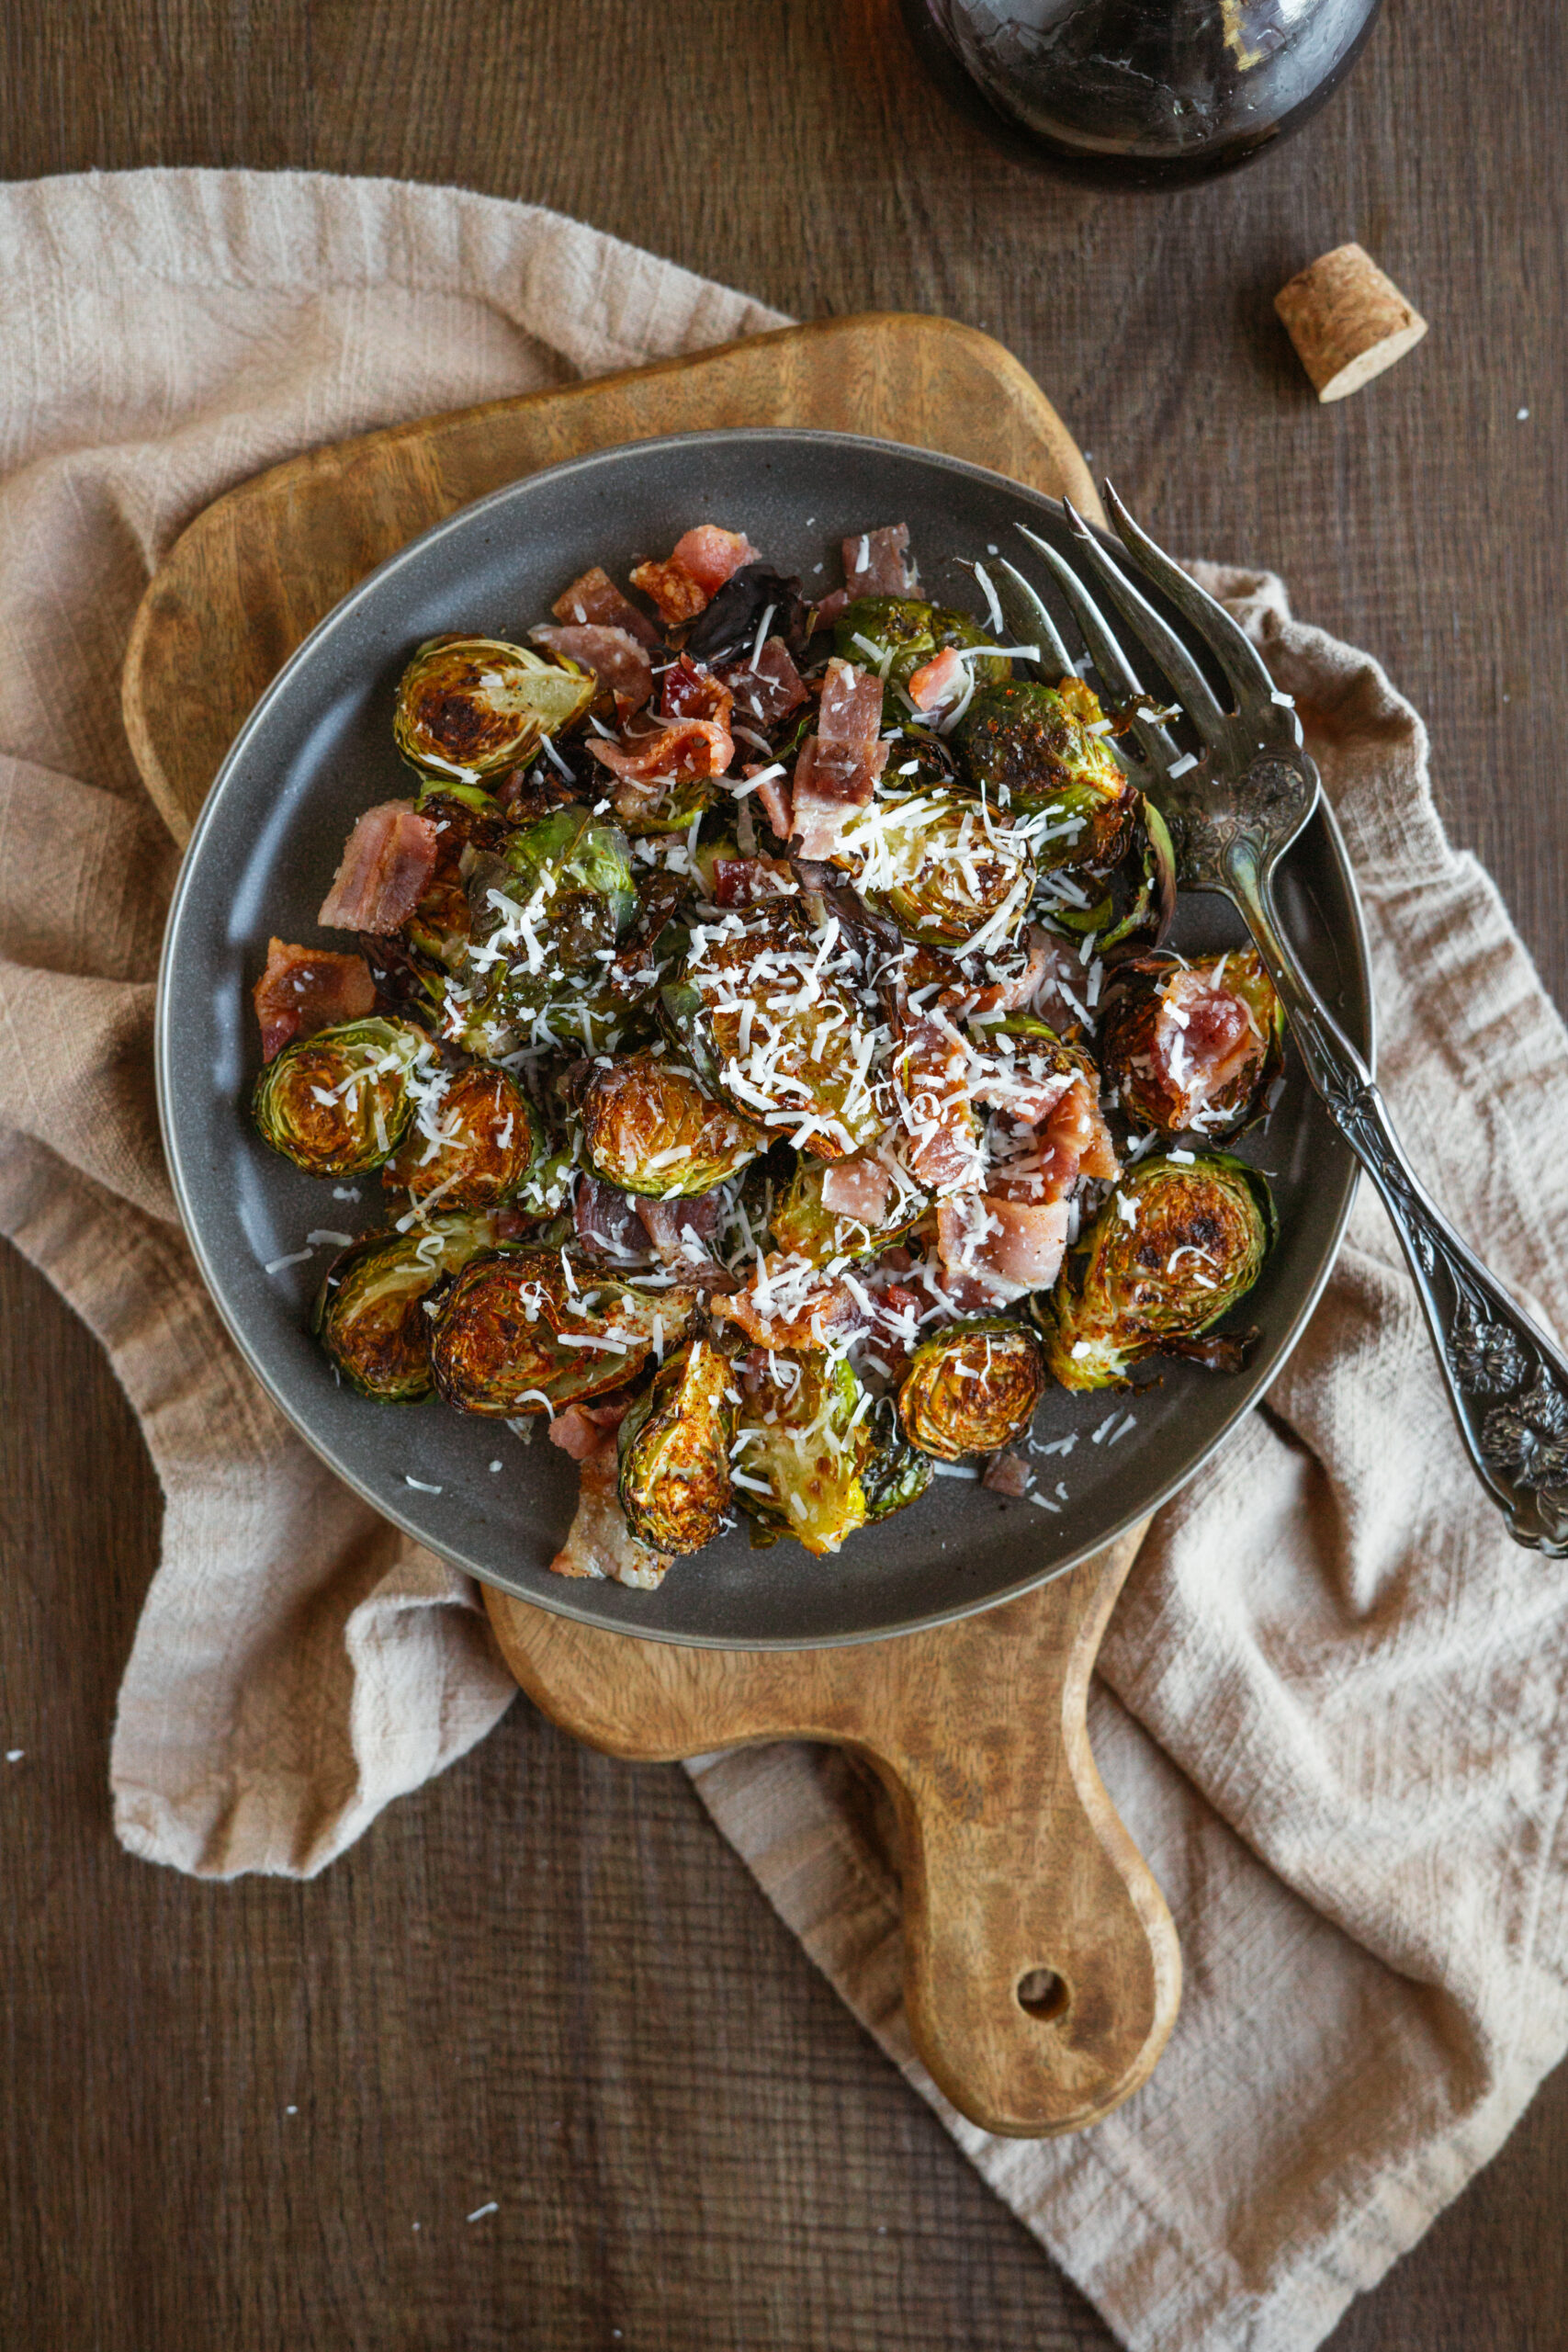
xmin=5 ymin=168 xmax=1568 ymax=2352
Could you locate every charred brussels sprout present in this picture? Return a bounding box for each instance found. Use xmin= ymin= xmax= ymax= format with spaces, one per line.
xmin=829 ymin=785 xmax=1036 ymax=951
xmin=732 ymin=1353 xmax=873 ymax=1555
xmin=861 ymin=1396 xmax=935 ymax=1522
xmin=1035 ymin=1152 xmax=1274 ymax=1391
xmin=769 ymin=1152 xmax=926 ymax=1270
xmin=430 ymin=1248 xmax=695 ymax=1417
xmin=382 ymin=1064 xmax=540 ymax=1210
xmin=616 ymin=1339 xmax=735 ymax=1555
xmin=314 ymin=1213 xmax=503 ymax=1402
xmin=393 ymin=636 xmax=593 ymax=780
xmin=252 ymin=1015 xmax=429 ymax=1176
xmin=957 ymin=679 xmax=1136 ymax=874
xmin=832 ymin=595 xmax=1010 ymax=710
xmin=660 ymin=898 xmax=886 ymax=1159
xmin=897 ymin=1316 xmax=1046 ymax=1460
xmin=459 ymin=804 xmax=638 ymax=1047
xmin=1098 ymin=950 xmax=1283 ymax=1137
xmin=581 ymin=1050 xmax=766 ymax=1197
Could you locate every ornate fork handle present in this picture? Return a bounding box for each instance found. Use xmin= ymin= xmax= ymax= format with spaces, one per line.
xmin=1227 ymin=836 xmax=1568 ymax=1557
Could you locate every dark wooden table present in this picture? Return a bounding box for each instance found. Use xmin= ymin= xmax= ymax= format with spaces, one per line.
xmin=4 ymin=6 xmax=1565 ymax=2346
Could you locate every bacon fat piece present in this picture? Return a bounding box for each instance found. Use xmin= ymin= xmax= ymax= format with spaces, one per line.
xmin=318 ymin=800 xmax=439 ymax=935
xmin=252 ymin=937 xmax=376 ymax=1062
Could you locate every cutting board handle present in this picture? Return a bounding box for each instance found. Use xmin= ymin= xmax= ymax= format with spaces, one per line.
xmin=485 ymin=1528 xmax=1179 ymax=2139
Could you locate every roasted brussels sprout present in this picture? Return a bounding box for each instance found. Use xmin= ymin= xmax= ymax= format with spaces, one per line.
xmin=431 ymin=1248 xmax=694 ymax=1416
xmin=614 ymin=773 xmax=719 ymax=839
xmin=897 ymin=1316 xmax=1046 ymax=1460
xmin=957 ymin=679 xmax=1136 ymax=874
xmin=660 ymin=898 xmax=886 ymax=1158
xmin=1097 ymin=950 xmax=1283 ymax=1137
xmin=314 ymin=1212 xmax=504 ymax=1401
xmin=252 ymin=1014 xmax=430 ymax=1176
xmin=768 ymin=1151 xmax=926 ymax=1270
xmin=458 ymin=804 xmax=638 ymax=1047
xmin=616 ymin=1338 xmax=735 ymax=1555
xmin=731 ymin=1352 xmax=873 ymax=1555
xmin=829 ymin=784 xmax=1036 ymax=951
xmin=581 ymin=1050 xmax=766 ymax=1197
xmin=833 ymin=595 xmax=1010 ymax=712
xmin=393 ymin=636 xmax=594 ymax=780
xmin=382 ymin=1065 xmax=541 ymax=1209
xmin=1035 ymin=1151 xmax=1275 ymax=1391
xmin=861 ymin=1396 xmax=935 ymax=1522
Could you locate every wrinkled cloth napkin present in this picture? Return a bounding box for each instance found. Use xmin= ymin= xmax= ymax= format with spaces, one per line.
xmin=5 ymin=169 xmax=1568 ymax=2352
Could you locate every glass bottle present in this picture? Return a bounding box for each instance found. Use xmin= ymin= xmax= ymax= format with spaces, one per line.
xmin=899 ymin=0 xmax=1385 ymax=187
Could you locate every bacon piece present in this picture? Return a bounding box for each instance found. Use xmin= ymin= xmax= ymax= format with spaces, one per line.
xmin=660 ymin=653 xmax=734 ymax=726
xmin=791 ymin=658 xmax=890 ymax=859
xmin=819 ymin=1150 xmax=895 ymax=1227
xmin=982 ymin=1449 xmax=1032 ymax=1498
xmin=549 ymin=1447 xmax=671 ymax=1589
xmin=574 ymin=1175 xmax=651 ymax=1265
xmin=529 ymin=623 xmax=653 ymax=712
xmin=718 ymin=637 xmax=808 ymax=727
xmin=711 ymin=854 xmax=795 ymax=907
xmin=547 ymin=1396 xmax=637 ymax=1462
xmin=552 ymin=565 xmax=661 ymax=650
xmin=252 ymin=936 xmax=375 ymax=1062
xmin=631 ymin=527 xmax=760 ymax=628
xmin=842 ymin=524 xmax=917 ymax=597
xmin=936 ymin=1193 xmax=1070 ymax=1303
xmin=588 ymin=715 xmax=733 ymax=787
xmin=985 ymin=1074 xmax=1119 ymax=1207
xmin=318 ymin=801 xmax=439 ymax=935
xmin=714 ymin=1256 xmax=863 ymax=1351
xmin=1154 ymin=967 xmax=1261 ymax=1118
xmin=896 ymin=1013 xmax=984 ymax=1195
xmin=908 ymin=643 xmax=966 ymax=713
xmin=635 ymin=1190 xmax=737 ymax=1292
xmin=809 ymin=586 xmax=851 ymax=635
xmin=738 ymin=767 xmax=794 ymax=842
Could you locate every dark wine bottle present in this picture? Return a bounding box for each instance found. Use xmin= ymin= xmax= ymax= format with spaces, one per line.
xmin=899 ymin=0 xmax=1385 ymax=188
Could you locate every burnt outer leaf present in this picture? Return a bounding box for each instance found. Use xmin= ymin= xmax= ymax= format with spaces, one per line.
xmin=683 ymin=565 xmax=811 ymax=666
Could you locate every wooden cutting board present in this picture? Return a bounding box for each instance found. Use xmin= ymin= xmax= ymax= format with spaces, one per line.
xmin=123 ymin=310 xmax=1178 ymax=2138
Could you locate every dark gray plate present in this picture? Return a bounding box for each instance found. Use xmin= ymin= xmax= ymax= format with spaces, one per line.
xmin=156 ymin=427 xmax=1371 ymax=1648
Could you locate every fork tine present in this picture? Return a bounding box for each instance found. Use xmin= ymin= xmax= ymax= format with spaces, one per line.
xmin=989 ymin=557 xmax=1077 ymax=679
xmin=1055 ymin=499 xmax=1232 ymax=741
xmin=1015 ymin=525 xmax=1185 ymax=775
xmin=1100 ymin=481 xmax=1280 ymax=714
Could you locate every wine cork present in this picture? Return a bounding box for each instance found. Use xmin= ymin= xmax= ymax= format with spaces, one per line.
xmin=1274 ymin=243 xmax=1428 ymax=403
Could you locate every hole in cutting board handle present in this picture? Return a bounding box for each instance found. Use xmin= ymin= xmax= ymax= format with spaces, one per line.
xmin=1016 ymin=1967 xmax=1070 ymax=2023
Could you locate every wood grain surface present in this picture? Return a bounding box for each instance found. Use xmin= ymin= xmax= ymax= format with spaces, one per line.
xmin=4 ymin=2 xmax=1567 ymax=2346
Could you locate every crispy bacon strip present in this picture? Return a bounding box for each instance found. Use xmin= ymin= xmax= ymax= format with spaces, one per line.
xmin=819 ymin=1150 xmax=895 ymax=1227
xmin=714 ymin=1256 xmax=863 ymax=1351
xmin=549 ymin=1446 xmax=671 ymax=1589
xmin=552 ymin=564 xmax=661 ymax=650
xmin=908 ymin=643 xmax=965 ymax=712
xmin=636 ymin=1191 xmax=738 ymax=1291
xmin=791 ymin=658 xmax=889 ymax=859
xmin=547 ymin=1396 xmax=637 ymax=1462
xmin=842 ymin=523 xmax=917 ymax=597
xmin=318 ymin=800 xmax=439 ymax=935
xmin=631 ymin=527 xmax=760 ymax=627
xmin=982 ymin=1449 xmax=1032 ymax=1498
xmin=588 ymin=715 xmax=733 ymax=787
xmin=718 ymin=637 xmax=808 ymax=727
xmin=660 ymin=653 xmax=734 ymax=727
xmin=529 ymin=622 xmax=653 ymax=712
xmin=896 ymin=1012 xmax=984 ymax=1195
xmin=710 ymin=853 xmax=795 ymax=907
xmin=252 ymin=936 xmax=375 ymax=1062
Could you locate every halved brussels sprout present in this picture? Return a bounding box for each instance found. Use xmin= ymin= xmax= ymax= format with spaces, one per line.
xmin=616 ymin=1338 xmax=735 ymax=1555
xmin=430 ymin=1247 xmax=694 ymax=1416
xmin=861 ymin=1396 xmax=935 ymax=1522
xmin=1097 ymin=950 xmax=1284 ymax=1137
xmin=581 ymin=1050 xmax=766 ymax=1198
xmin=252 ymin=1015 xmax=429 ymax=1176
xmin=832 ymin=595 xmax=1010 ymax=712
xmin=769 ymin=1151 xmax=926 ymax=1270
xmin=458 ymin=804 xmax=639 ymax=1047
xmin=1035 ymin=1151 xmax=1275 ymax=1391
xmin=731 ymin=1352 xmax=873 ymax=1555
xmin=897 ymin=1316 xmax=1046 ymax=1460
xmin=614 ymin=774 xmax=718 ymax=839
xmin=382 ymin=1065 xmax=542 ymax=1210
xmin=393 ymin=636 xmax=594 ymax=780
xmin=957 ymin=679 xmax=1136 ymax=873
xmin=660 ymin=899 xmax=886 ymax=1159
xmin=313 ymin=1212 xmax=503 ymax=1401
xmin=829 ymin=784 xmax=1036 ymax=951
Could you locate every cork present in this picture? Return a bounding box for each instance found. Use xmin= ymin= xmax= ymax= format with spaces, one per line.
xmin=1274 ymin=243 xmax=1428 ymax=403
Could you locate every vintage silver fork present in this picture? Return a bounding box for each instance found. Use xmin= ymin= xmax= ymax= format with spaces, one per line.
xmin=997 ymin=489 xmax=1568 ymax=1556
